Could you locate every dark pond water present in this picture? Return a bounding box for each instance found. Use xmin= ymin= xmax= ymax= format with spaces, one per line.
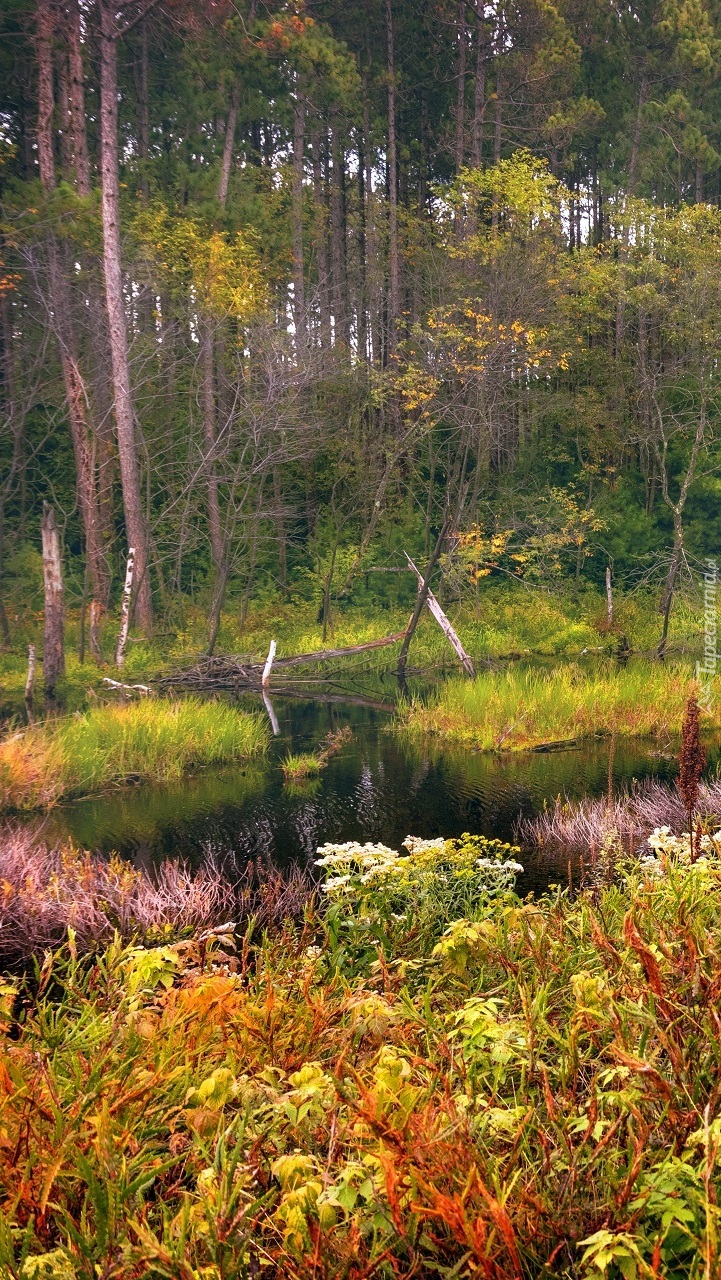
xmin=37 ymin=687 xmax=704 ymax=896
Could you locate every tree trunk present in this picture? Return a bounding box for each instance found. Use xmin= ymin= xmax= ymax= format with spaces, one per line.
xmin=98 ymin=0 xmax=152 ymax=630
xmin=627 ymin=79 xmax=647 ymax=199
xmin=455 ymin=0 xmax=467 ymax=173
xmin=35 ymin=0 xmax=55 ymax=186
xmin=66 ymin=0 xmax=91 ymax=195
xmin=385 ymin=0 xmax=400 ymax=352
xmin=655 ymin=402 xmax=706 ymax=656
xmin=273 ymin=465 xmax=288 ymax=594
xmin=115 ymin=548 xmax=135 ymax=668
xmin=658 ymin=520 xmax=683 ymax=657
xmin=35 ymin=0 xmax=109 ymax=609
xmin=89 ymin=599 xmax=102 ymax=661
xmin=362 ymin=88 xmax=380 ymax=363
xmin=202 ymin=321 xmax=224 ymax=574
xmin=397 ymin=519 xmax=448 ymax=676
xmin=615 ymin=80 xmax=647 ymax=354
xmin=135 ymin=16 xmax=150 ymax=200
xmin=471 ymin=0 xmax=487 ymax=167
xmin=218 ymin=83 xmax=239 ymax=208
xmin=491 ymin=27 xmax=503 ymax=231
xmin=493 ymin=68 xmax=503 ymax=165
xmin=56 ymin=47 xmax=74 ymax=174
xmin=41 ymin=503 xmax=65 ymax=693
xmin=330 ymin=117 xmax=348 ymax=345
xmin=207 ymin=559 xmax=229 ymax=656
xmin=25 ymin=644 xmax=36 ymax=703
xmin=292 ymin=84 xmax=306 ymax=343
xmin=357 ymin=129 xmax=368 ymax=360
xmin=311 ymin=128 xmax=332 ymax=350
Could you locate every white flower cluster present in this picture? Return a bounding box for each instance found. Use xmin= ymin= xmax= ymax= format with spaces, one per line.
xmin=402 ymin=836 xmax=446 ymax=855
xmin=477 ymin=857 xmax=525 ymax=874
xmin=315 ymin=841 xmax=398 ymax=868
xmin=315 ymin=841 xmax=401 ymax=893
xmin=314 ymin=837 xmax=525 ymax=898
xmin=640 ymin=825 xmax=721 ymax=877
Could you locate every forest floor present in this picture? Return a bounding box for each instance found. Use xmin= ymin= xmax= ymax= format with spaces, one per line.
xmin=0 ymin=581 xmax=704 ymax=711
xmin=0 ymin=832 xmax=718 ymax=1278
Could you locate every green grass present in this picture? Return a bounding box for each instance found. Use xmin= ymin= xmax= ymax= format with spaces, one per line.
xmin=280 ymin=751 xmax=326 ymax=782
xmin=399 ymin=659 xmax=713 ymax=750
xmin=0 ymin=584 xmax=703 ymax=718
xmin=0 ymin=697 xmax=268 ymax=810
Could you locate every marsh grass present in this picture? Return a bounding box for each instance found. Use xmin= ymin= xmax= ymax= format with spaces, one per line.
xmin=280 ymin=751 xmax=325 ymax=781
xmin=519 ymin=774 xmax=721 ymax=859
xmin=0 ymin=697 xmax=268 ymax=810
xmin=281 ymin=726 xmax=352 ymax=783
xmin=401 ymin=660 xmax=711 ymax=750
xmin=0 ymin=825 xmax=313 ymax=965
xmin=0 ymin=585 xmax=700 ymax=717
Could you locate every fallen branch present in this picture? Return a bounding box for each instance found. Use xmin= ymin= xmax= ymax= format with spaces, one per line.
xmin=102 ymin=677 xmax=151 ymax=695
xmin=159 ymin=631 xmax=408 ymax=690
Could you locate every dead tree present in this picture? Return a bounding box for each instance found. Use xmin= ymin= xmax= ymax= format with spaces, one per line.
xmin=41 ymin=503 xmax=65 ymax=693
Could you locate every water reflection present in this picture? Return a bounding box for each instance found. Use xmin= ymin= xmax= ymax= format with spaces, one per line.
xmin=36 ymin=692 xmax=711 ymax=895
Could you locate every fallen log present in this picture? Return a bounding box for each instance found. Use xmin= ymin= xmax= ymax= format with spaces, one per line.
xmin=158 ymin=630 xmax=408 ymax=690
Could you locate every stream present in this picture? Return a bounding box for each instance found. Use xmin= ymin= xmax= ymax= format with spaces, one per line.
xmin=35 ymin=684 xmax=710 ymax=896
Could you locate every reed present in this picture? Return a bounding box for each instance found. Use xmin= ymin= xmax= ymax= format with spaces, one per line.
xmin=400 ymin=660 xmax=709 ymax=750
xmin=280 ymin=751 xmax=326 ymax=781
xmin=280 ymin=727 xmax=353 ymax=784
xmin=0 ymin=824 xmax=313 ymax=964
xmin=0 ymin=697 xmax=268 ymax=809
xmin=519 ymin=774 xmax=721 ymax=859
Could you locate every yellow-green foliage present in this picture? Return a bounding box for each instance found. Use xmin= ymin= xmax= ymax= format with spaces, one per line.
xmin=4 ymin=850 xmax=721 ymax=1276
xmin=401 ymin=660 xmax=711 ymax=750
xmin=0 ymin=698 xmax=268 ymax=810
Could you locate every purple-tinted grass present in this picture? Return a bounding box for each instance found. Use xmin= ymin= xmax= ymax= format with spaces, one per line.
xmin=0 ymin=824 xmax=314 ymax=965
xmin=517 ymin=775 xmax=721 ymax=858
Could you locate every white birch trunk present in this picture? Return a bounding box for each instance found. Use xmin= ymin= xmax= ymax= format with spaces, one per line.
xmin=262 ymin=639 xmax=277 ymax=687
xmin=115 ymin=548 xmax=135 ymax=668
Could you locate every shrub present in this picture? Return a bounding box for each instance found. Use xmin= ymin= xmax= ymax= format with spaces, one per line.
xmin=4 ymin=846 xmax=721 ymax=1275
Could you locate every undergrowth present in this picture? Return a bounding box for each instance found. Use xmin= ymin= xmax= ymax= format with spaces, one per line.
xmin=0 ymin=585 xmax=702 ymax=715
xmin=2 ymin=832 xmax=721 ymax=1276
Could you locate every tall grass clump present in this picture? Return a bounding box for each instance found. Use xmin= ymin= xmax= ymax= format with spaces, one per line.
xmin=0 ymin=697 xmax=268 ymax=809
xmin=281 ymin=751 xmax=325 ymax=781
xmin=0 ymin=825 xmax=313 ymax=965
xmin=5 ymin=835 xmax=721 ymax=1275
xmin=400 ymin=660 xmax=709 ymax=750
xmin=519 ymin=774 xmax=721 ymax=860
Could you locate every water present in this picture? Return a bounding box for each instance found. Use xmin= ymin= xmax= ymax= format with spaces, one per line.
xmin=38 ymin=689 xmax=692 ymax=896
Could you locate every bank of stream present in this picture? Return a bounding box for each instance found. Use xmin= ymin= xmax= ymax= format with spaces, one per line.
xmin=33 ymin=682 xmax=716 ymax=897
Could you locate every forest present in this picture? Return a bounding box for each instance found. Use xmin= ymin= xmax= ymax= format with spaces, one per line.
xmin=4 ymin=1 xmax=721 ymax=1278
xmin=1 ymin=0 xmax=721 ymax=650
